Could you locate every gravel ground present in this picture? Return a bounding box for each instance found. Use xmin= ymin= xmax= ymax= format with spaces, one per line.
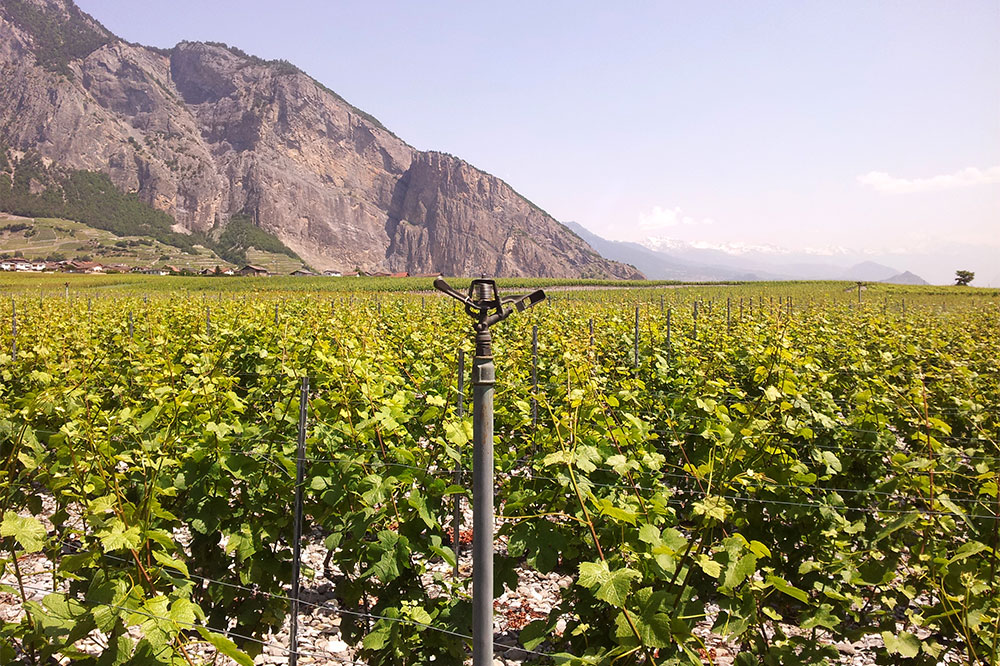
xmin=1 ymin=496 xmax=902 ymax=666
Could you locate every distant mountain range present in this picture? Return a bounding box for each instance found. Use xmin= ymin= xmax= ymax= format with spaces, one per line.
xmin=565 ymin=222 xmax=930 ymax=284
xmin=880 ymin=271 xmax=928 ymax=286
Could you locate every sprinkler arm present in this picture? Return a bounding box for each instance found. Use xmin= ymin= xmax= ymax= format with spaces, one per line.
xmin=505 ymin=289 xmax=546 ymax=312
xmin=434 ymin=277 xmax=474 ymax=307
xmin=485 ymin=290 xmax=546 ymax=327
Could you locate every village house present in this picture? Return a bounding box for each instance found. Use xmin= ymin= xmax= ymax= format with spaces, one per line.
xmin=133 ymin=266 xmax=170 ymax=276
xmin=63 ymin=261 xmax=104 ymax=273
xmin=237 ymin=264 xmax=269 ymax=277
xmin=197 ymin=266 xmax=235 ymax=276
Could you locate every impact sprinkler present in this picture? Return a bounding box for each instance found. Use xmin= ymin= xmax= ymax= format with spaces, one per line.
xmin=434 ymin=277 xmax=545 ymax=665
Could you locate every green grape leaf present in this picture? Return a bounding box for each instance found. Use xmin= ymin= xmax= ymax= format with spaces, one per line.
xmin=196 ymin=627 xmax=254 ymax=666
xmin=882 ymin=630 xmax=920 ymax=658
xmin=97 ymin=521 xmax=141 ymax=552
xmin=151 ymin=550 xmax=190 ymax=577
xmin=1 ymin=512 xmax=46 ymax=552
xmin=766 ymin=575 xmax=809 ymax=603
xmin=578 ymin=560 xmax=640 ymax=606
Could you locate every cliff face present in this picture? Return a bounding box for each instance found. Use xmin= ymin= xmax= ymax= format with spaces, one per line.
xmin=385 ymin=153 xmax=620 ymax=278
xmin=0 ymin=0 xmax=643 ymax=278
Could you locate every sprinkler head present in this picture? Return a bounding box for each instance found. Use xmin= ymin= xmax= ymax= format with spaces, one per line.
xmin=469 ymin=279 xmax=500 ymax=310
xmin=434 ymin=277 xmax=545 ymax=329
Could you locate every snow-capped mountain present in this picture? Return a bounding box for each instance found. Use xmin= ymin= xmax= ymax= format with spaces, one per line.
xmin=567 ymin=222 xmax=940 ymax=283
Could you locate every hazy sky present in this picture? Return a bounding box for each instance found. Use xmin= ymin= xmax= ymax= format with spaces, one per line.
xmin=76 ymin=0 xmax=999 ymax=282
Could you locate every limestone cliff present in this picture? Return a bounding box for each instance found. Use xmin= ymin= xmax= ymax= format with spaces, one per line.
xmin=0 ymin=0 xmax=642 ymax=278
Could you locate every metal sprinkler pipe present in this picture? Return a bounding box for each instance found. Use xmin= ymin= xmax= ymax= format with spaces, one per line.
xmin=433 ymin=277 xmax=545 ymax=665
xmin=471 ymin=322 xmax=494 ymax=665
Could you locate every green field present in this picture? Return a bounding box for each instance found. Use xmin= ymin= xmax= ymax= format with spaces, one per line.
xmin=0 ymin=214 xmax=306 ymax=274
xmin=1 ymin=270 xmax=997 ymax=299
xmin=1 ymin=282 xmax=998 ymax=665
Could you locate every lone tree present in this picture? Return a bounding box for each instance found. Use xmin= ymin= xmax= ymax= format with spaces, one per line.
xmin=955 ymin=270 xmax=975 ymax=286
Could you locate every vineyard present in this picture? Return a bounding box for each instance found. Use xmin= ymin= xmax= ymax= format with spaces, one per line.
xmin=1 ymin=279 xmax=998 ymax=665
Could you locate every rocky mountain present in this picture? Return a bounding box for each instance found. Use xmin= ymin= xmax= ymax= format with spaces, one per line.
xmin=0 ymin=0 xmax=641 ymax=278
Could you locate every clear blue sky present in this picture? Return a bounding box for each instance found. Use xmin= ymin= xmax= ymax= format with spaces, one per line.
xmin=76 ymin=0 xmax=1000 ymax=283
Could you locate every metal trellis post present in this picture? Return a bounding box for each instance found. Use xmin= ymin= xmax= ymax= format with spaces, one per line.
xmin=531 ymin=325 xmax=538 ymax=426
xmin=453 ymin=348 xmax=465 ymax=577
xmin=666 ymin=307 xmax=671 ymax=361
xmin=633 ymin=304 xmax=639 ymax=368
xmin=289 ymin=376 xmax=309 ymax=666
xmin=11 ymin=299 xmax=16 ymax=361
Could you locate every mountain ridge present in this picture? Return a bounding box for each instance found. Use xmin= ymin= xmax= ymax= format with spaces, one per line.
xmin=0 ymin=0 xmax=642 ymax=278
xmin=568 ymin=222 xmax=931 ymax=283
xmin=881 ymin=271 xmax=929 ymax=286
